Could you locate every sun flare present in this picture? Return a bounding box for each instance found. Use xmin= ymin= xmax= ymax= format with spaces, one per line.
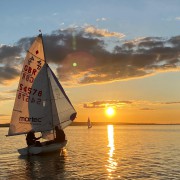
xmin=106 ymin=107 xmax=115 ymax=117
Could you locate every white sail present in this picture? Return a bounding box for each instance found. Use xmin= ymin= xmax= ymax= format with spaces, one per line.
xmin=8 ymin=35 xmax=52 ymax=136
xmin=87 ymin=117 xmax=92 ymax=128
xmin=41 ymin=66 xmax=77 ymax=140
xmin=41 ymin=130 xmax=54 ymax=140
xmin=47 ymin=67 xmax=76 ymax=129
xmin=8 ymin=34 xmax=76 ymax=136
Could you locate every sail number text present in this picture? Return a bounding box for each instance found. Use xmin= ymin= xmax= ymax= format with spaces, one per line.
xmin=19 ymin=84 xmax=42 ymax=96
xmin=17 ymin=84 xmax=43 ymax=104
xmin=22 ymin=65 xmax=37 ymax=83
xmin=21 ymin=63 xmax=42 ymax=83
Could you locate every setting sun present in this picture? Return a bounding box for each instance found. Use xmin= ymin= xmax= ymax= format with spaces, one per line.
xmin=106 ymin=107 xmax=115 ymax=117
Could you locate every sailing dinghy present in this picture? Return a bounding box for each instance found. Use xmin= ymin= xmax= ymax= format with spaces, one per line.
xmin=87 ymin=117 xmax=92 ymax=128
xmin=7 ymin=33 xmax=77 ymax=155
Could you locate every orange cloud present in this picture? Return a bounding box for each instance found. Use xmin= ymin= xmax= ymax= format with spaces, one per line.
xmin=84 ymin=25 xmax=125 ymax=38
xmin=1 ymin=28 xmax=180 ymax=87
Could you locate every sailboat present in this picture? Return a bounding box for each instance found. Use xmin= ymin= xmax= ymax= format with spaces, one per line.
xmin=87 ymin=117 xmax=92 ymax=128
xmin=7 ymin=33 xmax=77 ymax=155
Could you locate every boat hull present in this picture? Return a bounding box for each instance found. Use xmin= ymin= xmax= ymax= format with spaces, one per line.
xmin=18 ymin=140 xmax=67 ymax=155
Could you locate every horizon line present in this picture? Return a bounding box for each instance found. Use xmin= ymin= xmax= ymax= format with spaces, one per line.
xmin=1 ymin=122 xmax=180 ymax=127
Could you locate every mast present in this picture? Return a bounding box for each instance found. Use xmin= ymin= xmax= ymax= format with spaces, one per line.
xmin=40 ymin=31 xmax=55 ymax=139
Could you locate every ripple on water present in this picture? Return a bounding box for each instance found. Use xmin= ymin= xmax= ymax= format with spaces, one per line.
xmin=0 ymin=126 xmax=180 ymax=179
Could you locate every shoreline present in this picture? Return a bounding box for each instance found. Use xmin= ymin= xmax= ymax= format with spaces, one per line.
xmin=1 ymin=122 xmax=180 ymax=127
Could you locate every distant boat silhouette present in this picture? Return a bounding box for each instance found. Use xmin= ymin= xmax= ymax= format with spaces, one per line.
xmin=87 ymin=117 xmax=92 ymax=128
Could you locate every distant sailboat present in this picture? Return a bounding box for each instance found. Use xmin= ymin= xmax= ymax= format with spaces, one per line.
xmin=7 ymin=33 xmax=77 ymax=155
xmin=87 ymin=117 xmax=92 ymax=128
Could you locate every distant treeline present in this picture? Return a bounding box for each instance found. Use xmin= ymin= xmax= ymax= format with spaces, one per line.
xmin=70 ymin=122 xmax=180 ymax=126
xmin=0 ymin=123 xmax=10 ymax=127
xmin=1 ymin=122 xmax=180 ymax=127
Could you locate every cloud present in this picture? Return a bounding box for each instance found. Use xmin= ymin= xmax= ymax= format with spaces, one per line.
xmin=0 ymin=45 xmax=21 ymax=64
xmin=0 ymin=44 xmax=23 ymax=85
xmin=0 ymin=95 xmax=13 ymax=102
xmin=175 ymin=17 xmax=180 ymax=21
xmin=83 ymin=100 xmax=180 ymax=110
xmin=84 ymin=25 xmax=125 ymax=38
xmin=0 ymin=66 xmax=20 ymax=85
xmin=84 ymin=100 xmax=133 ymax=109
xmin=0 ymin=114 xmax=9 ymax=117
xmin=3 ymin=89 xmax=17 ymax=94
xmin=52 ymin=12 xmax=58 ymax=16
xmin=96 ymin=18 xmax=107 ymax=22
xmin=161 ymin=101 xmax=180 ymax=105
xmin=140 ymin=108 xmax=155 ymax=111
xmin=0 ymin=26 xmax=180 ymax=86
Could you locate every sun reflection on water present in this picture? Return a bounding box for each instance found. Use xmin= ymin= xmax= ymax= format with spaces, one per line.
xmin=106 ymin=125 xmax=118 ymax=178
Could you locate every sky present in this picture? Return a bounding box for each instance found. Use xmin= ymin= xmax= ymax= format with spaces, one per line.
xmin=1 ymin=0 xmax=180 ymax=124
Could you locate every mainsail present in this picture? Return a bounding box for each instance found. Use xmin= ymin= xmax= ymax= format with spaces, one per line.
xmin=8 ymin=34 xmax=76 ymax=136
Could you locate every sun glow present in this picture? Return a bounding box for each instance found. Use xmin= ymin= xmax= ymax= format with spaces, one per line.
xmin=106 ymin=107 xmax=115 ymax=117
xmin=106 ymin=125 xmax=117 ymax=177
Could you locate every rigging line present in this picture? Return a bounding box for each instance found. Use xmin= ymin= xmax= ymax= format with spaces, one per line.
xmin=27 ymin=50 xmax=45 ymax=62
xmin=13 ymin=109 xmax=22 ymax=113
xmin=60 ymin=120 xmax=72 ymax=124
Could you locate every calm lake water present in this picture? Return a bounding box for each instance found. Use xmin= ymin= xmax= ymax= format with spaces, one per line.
xmin=0 ymin=125 xmax=180 ymax=179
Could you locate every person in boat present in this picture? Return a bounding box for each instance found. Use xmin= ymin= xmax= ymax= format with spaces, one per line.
xmin=26 ymin=130 xmax=42 ymax=146
xmin=54 ymin=126 xmax=66 ymax=143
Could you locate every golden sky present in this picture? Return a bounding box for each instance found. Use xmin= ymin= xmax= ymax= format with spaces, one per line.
xmin=1 ymin=29 xmax=180 ymax=124
xmin=1 ymin=1 xmax=180 ymax=124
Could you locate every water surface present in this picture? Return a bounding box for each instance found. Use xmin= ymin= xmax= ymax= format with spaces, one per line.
xmin=0 ymin=125 xmax=180 ymax=179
